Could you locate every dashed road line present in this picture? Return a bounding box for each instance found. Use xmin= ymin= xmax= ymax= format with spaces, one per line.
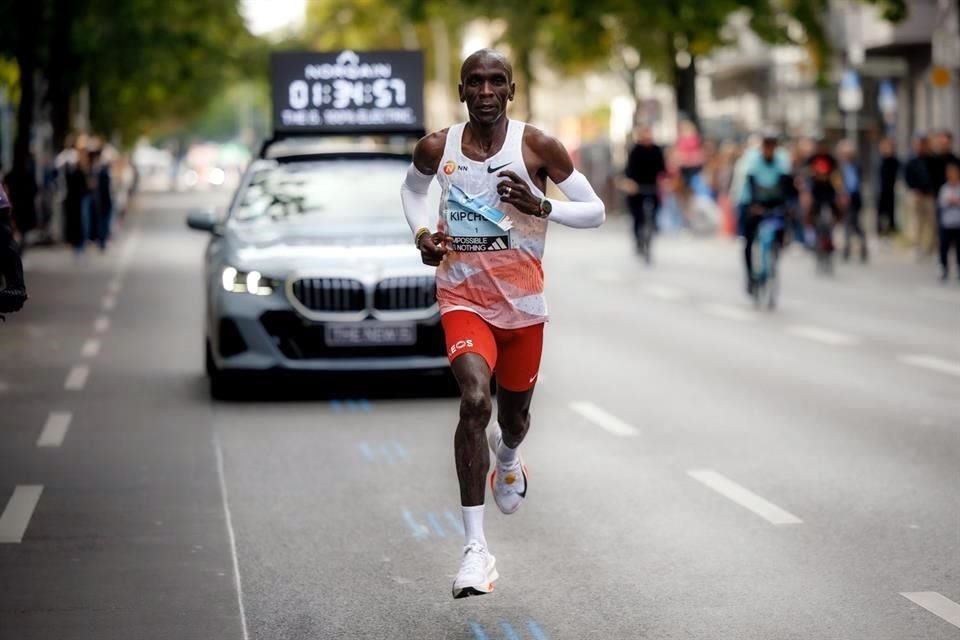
xmin=102 ymin=294 xmax=117 ymax=311
xmin=702 ymin=303 xmax=756 ymax=323
xmin=94 ymin=316 xmax=110 ymax=333
xmin=108 ymin=278 xmax=123 ymax=294
xmin=642 ymin=283 xmax=688 ymax=301
xmin=786 ymin=325 xmax=860 ymax=347
xmin=0 ymin=485 xmax=44 ymax=543
xmin=37 ymin=412 xmax=72 ymax=447
xmin=64 ymin=365 xmax=90 ymax=391
xmin=901 ymin=592 xmax=960 ymax=629
xmin=569 ymin=402 xmax=639 ymax=437
xmin=688 ymin=469 xmax=802 ymax=525
xmin=898 ymin=354 xmax=960 ymax=378
xmin=82 ymin=338 xmax=101 ymax=358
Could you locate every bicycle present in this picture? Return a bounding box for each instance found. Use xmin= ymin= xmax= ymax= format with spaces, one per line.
xmin=750 ymin=210 xmax=786 ymax=311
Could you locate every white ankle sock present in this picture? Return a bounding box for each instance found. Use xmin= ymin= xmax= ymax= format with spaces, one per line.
xmin=497 ymin=442 xmax=519 ymax=466
xmin=461 ymin=505 xmax=486 ymax=547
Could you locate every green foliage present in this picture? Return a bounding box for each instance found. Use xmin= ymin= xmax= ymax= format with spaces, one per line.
xmin=0 ymin=0 xmax=265 ymax=147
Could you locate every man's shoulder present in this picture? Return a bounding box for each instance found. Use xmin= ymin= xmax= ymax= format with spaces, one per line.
xmin=413 ymin=128 xmax=451 ymax=173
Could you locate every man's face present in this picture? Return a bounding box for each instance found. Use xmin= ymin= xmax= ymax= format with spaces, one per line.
xmin=459 ymin=58 xmax=514 ymax=126
xmin=761 ymin=140 xmax=776 ymax=161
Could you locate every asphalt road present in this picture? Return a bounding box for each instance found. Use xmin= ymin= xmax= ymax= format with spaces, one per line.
xmin=1 ymin=190 xmax=958 ymax=640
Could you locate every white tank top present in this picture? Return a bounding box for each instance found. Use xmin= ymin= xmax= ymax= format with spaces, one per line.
xmin=434 ymin=120 xmax=549 ymax=329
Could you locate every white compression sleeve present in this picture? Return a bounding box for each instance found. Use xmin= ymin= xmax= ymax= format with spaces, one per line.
xmin=400 ymin=164 xmax=435 ymax=237
xmin=547 ymin=170 xmax=606 ymax=228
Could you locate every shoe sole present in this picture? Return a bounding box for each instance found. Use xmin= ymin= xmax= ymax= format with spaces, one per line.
xmin=452 ymin=566 xmax=499 ymax=599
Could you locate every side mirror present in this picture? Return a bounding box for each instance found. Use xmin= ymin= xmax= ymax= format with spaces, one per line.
xmin=186 ymin=208 xmax=219 ymax=233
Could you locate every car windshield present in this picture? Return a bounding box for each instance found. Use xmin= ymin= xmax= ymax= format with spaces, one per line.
xmin=233 ymin=158 xmax=409 ymax=224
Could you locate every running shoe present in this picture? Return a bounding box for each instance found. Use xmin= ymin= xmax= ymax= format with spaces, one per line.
xmin=452 ymin=540 xmax=498 ymax=599
xmin=487 ymin=424 xmax=528 ymax=515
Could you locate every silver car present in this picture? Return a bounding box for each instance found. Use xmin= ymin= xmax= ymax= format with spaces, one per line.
xmin=187 ymin=144 xmax=448 ymax=398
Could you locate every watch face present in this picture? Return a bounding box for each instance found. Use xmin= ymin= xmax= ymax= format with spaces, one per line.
xmin=541 ymin=199 xmax=553 ymax=216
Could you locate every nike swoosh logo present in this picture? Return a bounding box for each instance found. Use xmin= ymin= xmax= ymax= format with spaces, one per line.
xmin=487 ymin=162 xmax=512 ymax=174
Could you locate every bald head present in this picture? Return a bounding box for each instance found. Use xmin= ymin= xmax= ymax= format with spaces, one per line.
xmin=460 ymin=49 xmax=513 ymax=83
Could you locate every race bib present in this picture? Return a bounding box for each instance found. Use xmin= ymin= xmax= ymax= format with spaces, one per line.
xmin=445 ymin=185 xmax=512 ymax=252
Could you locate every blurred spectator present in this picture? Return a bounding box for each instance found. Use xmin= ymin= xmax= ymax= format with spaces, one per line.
xmin=904 ymin=133 xmax=935 ymax=256
xmin=88 ymin=144 xmax=113 ymax=251
xmin=927 ymin=130 xmax=958 ymax=197
xmin=936 ymin=160 xmax=960 ymax=280
xmin=0 ymin=182 xmax=27 ymax=314
xmin=876 ymin=138 xmax=900 ymax=236
xmin=64 ymin=142 xmax=91 ymax=254
xmin=674 ymin=119 xmax=704 ymax=187
xmin=622 ymin=125 xmax=665 ymax=251
xmin=838 ymin=140 xmax=867 ymax=262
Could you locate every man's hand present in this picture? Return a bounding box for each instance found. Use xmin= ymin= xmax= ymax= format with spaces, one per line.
xmin=618 ymin=177 xmax=640 ymax=196
xmin=497 ymin=170 xmax=542 ymax=217
xmin=419 ymin=232 xmax=451 ymax=266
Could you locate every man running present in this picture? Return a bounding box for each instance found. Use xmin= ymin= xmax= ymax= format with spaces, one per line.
xmin=400 ymin=49 xmax=605 ymax=599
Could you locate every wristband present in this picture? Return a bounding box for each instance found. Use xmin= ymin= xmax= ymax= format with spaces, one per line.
xmin=414 ymin=227 xmax=431 ymax=249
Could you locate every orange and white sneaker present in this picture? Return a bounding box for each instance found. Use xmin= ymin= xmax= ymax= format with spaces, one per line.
xmin=487 ymin=424 xmax=528 ymax=515
xmin=452 ymin=540 xmax=498 ymax=599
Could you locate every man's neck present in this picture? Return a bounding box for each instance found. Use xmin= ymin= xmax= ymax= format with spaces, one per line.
xmin=465 ymin=117 xmax=509 ymax=156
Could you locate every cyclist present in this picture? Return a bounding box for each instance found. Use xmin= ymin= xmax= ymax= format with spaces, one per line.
xmin=740 ymin=132 xmax=792 ymax=294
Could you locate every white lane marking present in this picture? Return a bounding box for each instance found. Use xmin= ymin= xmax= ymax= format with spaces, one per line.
xmin=642 ymin=283 xmax=688 ymax=301
xmin=213 ymin=433 xmax=250 ymax=640
xmin=901 ymin=592 xmax=960 ymax=629
xmin=688 ymin=469 xmax=802 ymax=525
xmin=702 ymin=303 xmax=756 ymax=323
xmin=102 ymin=295 xmax=116 ymax=311
xmin=0 ymin=485 xmax=44 ymax=543
xmin=898 ymin=354 xmax=960 ymax=378
xmin=592 ymin=269 xmax=624 ymax=283
xmin=569 ymin=402 xmax=639 ymax=437
xmin=94 ymin=316 xmax=110 ymax=333
xmin=81 ymin=338 xmax=101 ymax=358
xmin=64 ymin=365 xmax=90 ymax=391
xmin=37 ymin=412 xmax=72 ymax=447
xmin=108 ymin=279 xmax=122 ymax=294
xmin=786 ymin=325 xmax=860 ymax=347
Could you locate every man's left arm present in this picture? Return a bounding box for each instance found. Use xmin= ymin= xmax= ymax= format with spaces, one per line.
xmin=497 ymin=130 xmax=605 ymax=229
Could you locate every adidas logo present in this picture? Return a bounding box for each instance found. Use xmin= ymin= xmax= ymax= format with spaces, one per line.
xmin=490 ymin=238 xmax=507 ymax=250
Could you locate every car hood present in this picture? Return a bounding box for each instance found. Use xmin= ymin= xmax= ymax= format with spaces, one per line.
xmin=224 ymin=221 xmax=431 ymax=277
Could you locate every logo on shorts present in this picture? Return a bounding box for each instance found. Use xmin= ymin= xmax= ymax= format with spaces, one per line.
xmin=449 ymin=339 xmax=474 ymax=355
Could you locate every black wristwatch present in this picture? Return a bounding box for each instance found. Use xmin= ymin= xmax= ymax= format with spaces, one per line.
xmin=537 ymin=198 xmax=552 ymax=219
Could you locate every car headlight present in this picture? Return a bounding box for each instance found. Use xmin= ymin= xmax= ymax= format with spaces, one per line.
xmin=220 ymin=266 xmax=276 ymax=296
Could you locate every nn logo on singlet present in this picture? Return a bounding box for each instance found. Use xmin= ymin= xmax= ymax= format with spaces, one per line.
xmin=442 ymin=160 xmax=468 ymax=175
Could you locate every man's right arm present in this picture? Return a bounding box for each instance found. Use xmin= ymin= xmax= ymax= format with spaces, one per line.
xmin=401 ymin=131 xmax=449 ymax=266
xmin=401 ymin=131 xmax=445 ymax=238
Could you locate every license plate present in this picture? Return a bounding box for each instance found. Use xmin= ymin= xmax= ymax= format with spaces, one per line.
xmin=324 ymin=322 xmax=417 ymax=347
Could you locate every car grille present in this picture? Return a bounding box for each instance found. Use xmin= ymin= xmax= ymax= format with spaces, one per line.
xmin=290 ymin=278 xmax=366 ymax=312
xmin=374 ymin=276 xmax=437 ymax=311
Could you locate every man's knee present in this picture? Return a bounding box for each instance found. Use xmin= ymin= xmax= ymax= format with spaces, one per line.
xmin=459 ymin=386 xmax=492 ymax=428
